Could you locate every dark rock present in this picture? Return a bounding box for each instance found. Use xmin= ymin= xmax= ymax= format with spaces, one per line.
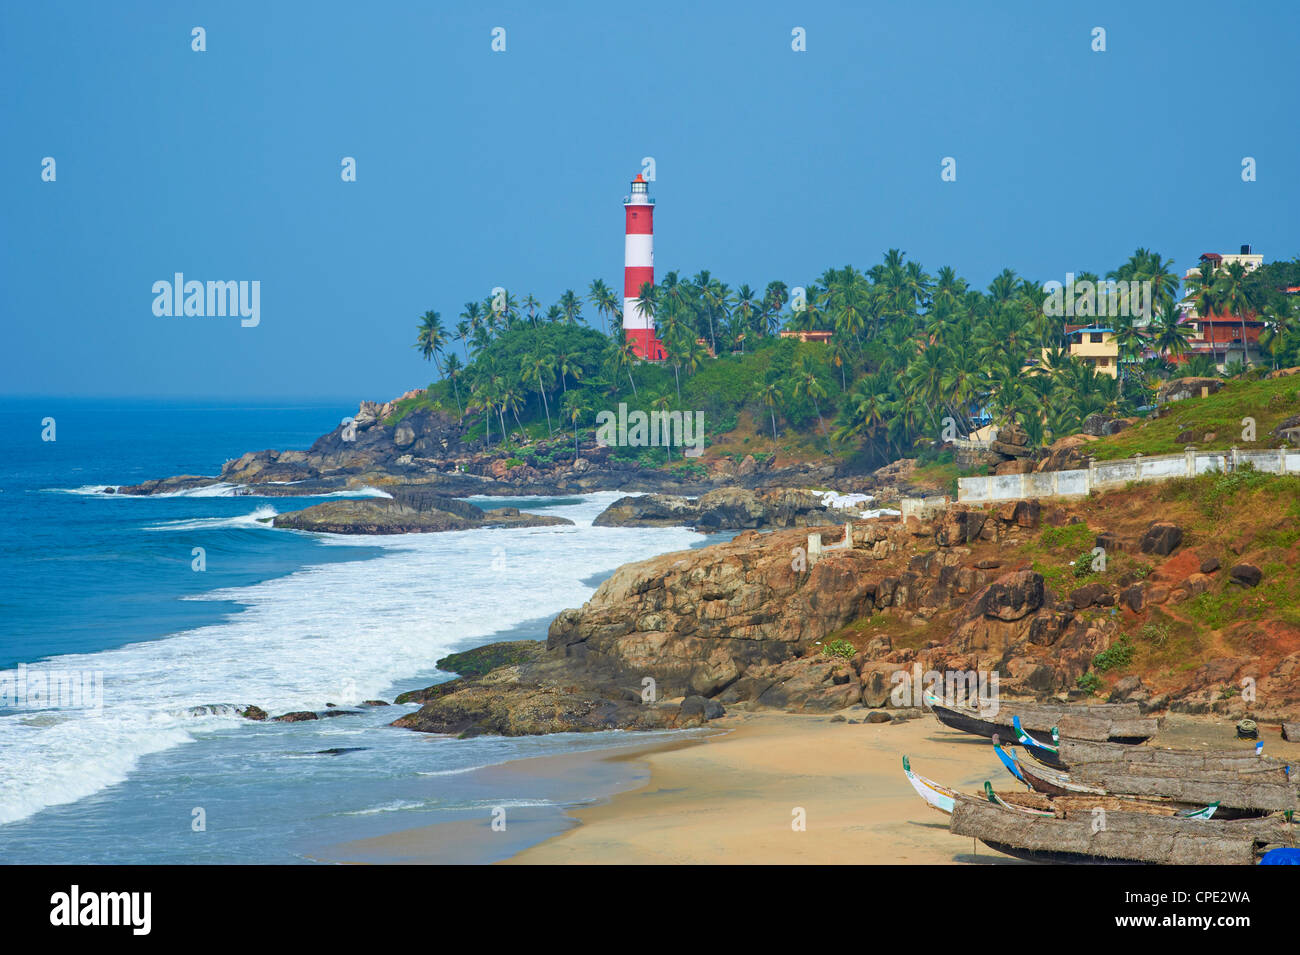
xmin=1108 ymin=675 xmax=1149 ymax=704
xmin=361 ymin=700 xmax=389 ymax=707
xmin=678 ymin=695 xmax=726 ymax=722
xmin=1119 ymin=584 xmax=1145 ymax=613
xmin=866 ymin=710 xmax=892 ymax=723
xmin=1230 ymin=564 xmax=1263 ymax=588
xmin=273 ymin=711 xmax=319 ymax=722
xmin=1139 ymin=522 xmax=1183 ymax=556
xmin=1070 ymin=582 xmax=1107 ymax=610
xmin=272 ymin=498 xmax=573 ymax=535
xmin=435 ymin=641 xmax=544 ymax=678
xmin=1200 ymin=556 xmax=1221 ymax=574
xmin=237 ymin=705 xmax=268 ymax=721
xmin=980 ymin=570 xmax=1045 ymax=622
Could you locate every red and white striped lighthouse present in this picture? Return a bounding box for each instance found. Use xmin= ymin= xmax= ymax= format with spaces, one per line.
xmin=623 ymin=173 xmax=666 ymax=360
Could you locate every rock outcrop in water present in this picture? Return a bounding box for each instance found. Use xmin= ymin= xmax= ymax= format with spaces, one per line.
xmin=271 ymin=494 xmax=572 ymax=535
xmin=591 ymin=487 xmax=872 ymax=530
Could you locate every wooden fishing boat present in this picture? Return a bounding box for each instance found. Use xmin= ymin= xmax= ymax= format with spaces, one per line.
xmin=983 ymin=781 xmax=1219 ymax=820
xmin=951 ymin=799 xmax=1291 ymax=865
xmin=1013 ymin=715 xmax=1064 ymax=768
xmin=994 ymin=740 xmax=1108 ymax=796
xmin=923 ymin=689 xmax=1157 ymax=745
xmin=923 ymin=690 xmax=1057 ymax=745
xmin=991 ymin=736 xmax=1030 ymax=786
xmin=983 ymin=781 xmax=1053 ymax=817
xmin=902 ymin=755 xmax=961 ymax=815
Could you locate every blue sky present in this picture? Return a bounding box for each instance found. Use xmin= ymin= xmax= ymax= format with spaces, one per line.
xmin=3 ymin=0 xmax=1297 ymax=399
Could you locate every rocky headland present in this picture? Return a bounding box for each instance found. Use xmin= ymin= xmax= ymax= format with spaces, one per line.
xmin=104 ymin=390 xmax=941 ymax=502
xmin=385 ymin=474 xmax=1300 ymax=739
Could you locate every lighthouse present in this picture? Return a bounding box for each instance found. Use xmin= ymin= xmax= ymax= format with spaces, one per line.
xmin=623 ymin=173 xmax=666 ymax=360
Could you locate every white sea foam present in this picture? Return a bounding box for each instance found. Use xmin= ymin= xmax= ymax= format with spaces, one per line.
xmin=46 ymin=484 xmax=391 ymax=500
xmin=144 ymin=506 xmax=278 ymax=531
xmin=0 ymin=492 xmax=701 ymax=827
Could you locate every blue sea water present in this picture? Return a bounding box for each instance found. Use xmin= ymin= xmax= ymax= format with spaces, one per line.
xmin=0 ymin=398 xmax=709 ymax=863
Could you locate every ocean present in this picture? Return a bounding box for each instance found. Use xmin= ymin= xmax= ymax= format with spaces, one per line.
xmin=0 ymin=398 xmax=710 ymax=863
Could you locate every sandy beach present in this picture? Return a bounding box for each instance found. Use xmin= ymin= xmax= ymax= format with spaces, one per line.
xmin=314 ymin=706 xmax=1300 ymax=865
xmin=506 ymin=709 xmax=1013 ymax=865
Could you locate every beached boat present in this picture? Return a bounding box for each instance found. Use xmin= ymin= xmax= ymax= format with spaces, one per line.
xmin=902 ymin=755 xmax=961 ymax=815
xmin=950 ymin=799 xmax=1291 ymax=865
xmin=923 ymin=690 xmax=1056 ymax=745
xmin=983 ymin=781 xmax=1219 ymax=820
xmin=993 ymin=740 xmax=1107 ymax=796
xmin=922 ymin=690 xmax=1156 ymax=745
xmin=1012 ymin=715 xmax=1063 ymax=767
xmin=991 ymin=736 xmax=1030 ymax=786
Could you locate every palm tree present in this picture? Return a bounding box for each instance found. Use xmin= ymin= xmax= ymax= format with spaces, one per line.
xmin=1151 ymin=302 xmax=1192 ymax=362
xmin=560 ymin=390 xmax=591 ymax=462
xmin=443 ymin=353 xmax=464 ymax=413
xmin=607 ymin=339 xmax=639 ymax=396
xmin=1110 ymin=313 xmax=1145 ymax=397
xmin=523 ymin=350 xmax=555 ymax=435
xmin=553 ymin=350 xmax=582 ymax=394
xmin=791 ymin=357 xmax=828 ymax=437
xmin=1215 ymin=261 xmax=1255 ymax=372
xmin=558 ymin=289 xmax=583 ymax=324
xmin=523 ymin=293 xmax=541 ymax=328
xmin=588 ymin=278 xmax=619 ymax=337
xmin=1184 ymin=262 xmax=1222 ymax=366
xmin=415 ymin=310 xmax=447 ymax=376
xmin=759 ymin=380 xmax=783 ymax=441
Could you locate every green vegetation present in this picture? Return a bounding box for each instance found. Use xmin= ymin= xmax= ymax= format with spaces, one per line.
xmin=1076 ymin=671 xmax=1102 ymax=693
xmin=405 ymin=249 xmax=1299 ymax=469
xmin=1088 ymin=374 xmax=1300 ymax=461
xmin=820 ymin=639 xmax=857 ymax=661
xmin=1092 ymin=635 xmax=1135 ymax=672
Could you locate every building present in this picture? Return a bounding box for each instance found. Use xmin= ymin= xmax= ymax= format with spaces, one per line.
xmin=622 ymin=174 xmax=666 ymax=361
xmin=778 ymin=330 xmax=833 ymax=344
xmin=1177 ymin=245 xmax=1266 ymax=369
xmin=1037 ymin=326 xmax=1120 ymax=378
xmin=1180 ymin=245 xmax=1264 ymax=283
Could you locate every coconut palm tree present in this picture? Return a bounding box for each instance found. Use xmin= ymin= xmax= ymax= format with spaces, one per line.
xmin=560 ymin=390 xmax=591 ymax=462
xmin=522 ymin=350 xmax=555 ymax=435
xmin=415 ymin=310 xmax=447 ymax=376
xmin=1184 ymin=262 xmax=1222 ymax=366
xmin=558 ymin=289 xmax=583 ymax=324
xmin=443 ymin=353 xmax=464 ymax=413
xmin=588 ymin=278 xmax=619 ymax=336
xmin=759 ymin=380 xmax=783 ymax=441
xmin=1215 ymin=261 xmax=1256 ymax=372
xmin=791 ymin=357 xmax=828 ymax=437
xmin=607 ymin=339 xmax=639 ymax=396
xmin=1151 ymin=302 xmax=1192 ymax=361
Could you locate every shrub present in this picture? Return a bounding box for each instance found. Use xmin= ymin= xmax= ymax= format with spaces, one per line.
xmin=1093 ymin=635 xmax=1134 ymax=673
xmin=820 ymin=639 xmax=856 ymax=661
xmin=1076 ymin=671 xmax=1102 ymax=693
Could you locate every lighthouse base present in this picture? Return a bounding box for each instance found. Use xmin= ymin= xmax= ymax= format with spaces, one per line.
xmin=625 ymin=328 xmax=667 ymax=362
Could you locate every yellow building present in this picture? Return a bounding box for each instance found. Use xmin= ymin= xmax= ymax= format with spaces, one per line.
xmin=1039 ymin=326 xmax=1119 ymax=378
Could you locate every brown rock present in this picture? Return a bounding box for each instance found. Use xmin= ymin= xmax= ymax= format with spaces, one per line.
xmin=1139 ymin=522 xmax=1183 ymax=556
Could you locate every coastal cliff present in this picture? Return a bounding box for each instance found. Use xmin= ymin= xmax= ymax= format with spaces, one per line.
xmin=392 ymin=471 xmax=1300 ymax=737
